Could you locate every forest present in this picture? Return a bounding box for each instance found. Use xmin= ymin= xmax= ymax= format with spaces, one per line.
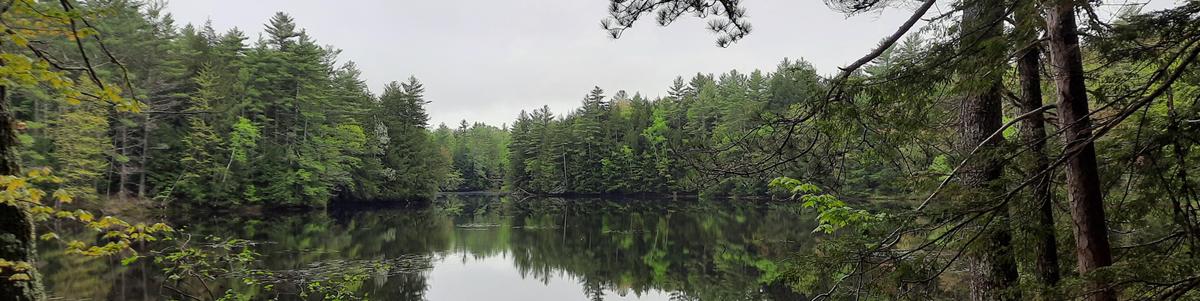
xmin=6 ymin=4 xmax=455 ymax=208
xmin=1 ymin=0 xmax=1199 ymax=300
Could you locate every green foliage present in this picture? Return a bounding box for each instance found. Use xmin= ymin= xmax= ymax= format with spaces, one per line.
xmin=155 ymin=235 xmax=371 ymax=301
xmin=0 ymin=169 xmax=173 ymax=282
xmin=506 ymin=62 xmax=851 ymax=197
xmin=367 ymin=79 xmax=446 ymax=201
xmin=768 ymin=177 xmax=885 ymax=233
xmin=46 ymin=106 xmax=109 ymax=202
xmin=432 ymin=121 xmax=510 ymax=191
xmin=7 ymin=1 xmax=1200 ymax=299
xmin=9 ymin=6 xmax=451 ymax=207
xmin=173 ymin=67 xmax=229 ymax=203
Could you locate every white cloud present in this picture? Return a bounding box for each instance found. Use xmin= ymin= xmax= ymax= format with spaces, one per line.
xmin=165 ymin=0 xmax=930 ymax=126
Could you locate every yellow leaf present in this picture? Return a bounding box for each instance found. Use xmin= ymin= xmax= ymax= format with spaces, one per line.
xmin=27 ymin=189 xmax=45 ymax=202
xmin=30 ymin=206 xmax=54 ymax=215
xmin=150 ymin=223 xmax=174 ymax=232
xmin=39 ymin=233 xmax=58 ymax=241
xmin=12 ymin=261 xmax=32 ymax=271
xmin=53 ymin=189 xmax=72 ymax=203
xmin=103 ymin=86 xmax=123 ymax=102
xmin=11 ymin=34 xmax=28 ymax=47
xmin=6 ymin=178 xmax=25 ymax=192
xmin=76 ymin=210 xmax=94 ymax=223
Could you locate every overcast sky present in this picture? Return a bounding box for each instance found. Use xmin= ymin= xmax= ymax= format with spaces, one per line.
xmin=163 ymin=0 xmax=1165 ymax=127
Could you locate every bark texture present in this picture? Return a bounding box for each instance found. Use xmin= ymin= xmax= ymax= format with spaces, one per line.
xmin=959 ymin=0 xmax=1020 ymax=299
xmin=1015 ymin=0 xmax=1062 ymax=293
xmin=0 ymin=84 xmax=44 ymax=301
xmin=1043 ymin=0 xmax=1116 ymax=300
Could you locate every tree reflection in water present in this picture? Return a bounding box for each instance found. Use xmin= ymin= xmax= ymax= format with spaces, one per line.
xmin=40 ymin=195 xmax=816 ymax=300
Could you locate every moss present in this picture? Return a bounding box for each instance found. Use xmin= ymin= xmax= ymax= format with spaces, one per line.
xmin=0 ymin=204 xmax=44 ymax=301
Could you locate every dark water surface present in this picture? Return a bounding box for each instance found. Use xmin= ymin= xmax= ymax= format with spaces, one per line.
xmin=40 ymin=195 xmax=817 ymax=300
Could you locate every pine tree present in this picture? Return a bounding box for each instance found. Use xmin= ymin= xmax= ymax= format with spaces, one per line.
xmin=265 ymin=12 xmax=301 ymax=50
xmin=570 ymin=87 xmax=608 ymax=193
xmin=175 ymin=67 xmax=228 ymax=203
xmin=507 ymin=111 xmax=534 ymax=191
xmin=48 ymin=106 xmax=110 ymax=203
xmin=376 ymin=78 xmax=443 ymax=200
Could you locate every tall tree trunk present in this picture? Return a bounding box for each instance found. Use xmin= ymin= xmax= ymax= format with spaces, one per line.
xmin=959 ymin=0 xmax=1020 ymax=299
xmin=137 ymin=115 xmax=150 ymax=199
xmin=118 ymin=117 xmax=130 ymax=201
xmin=0 ymin=85 xmax=44 ymax=301
xmin=1015 ymin=0 xmax=1062 ymax=293
xmin=1043 ymin=0 xmax=1116 ymax=300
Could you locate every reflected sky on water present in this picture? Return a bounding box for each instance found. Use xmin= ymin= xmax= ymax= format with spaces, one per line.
xmin=41 ymin=195 xmax=815 ymax=300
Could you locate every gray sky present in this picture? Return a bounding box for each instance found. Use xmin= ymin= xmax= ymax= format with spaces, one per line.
xmin=162 ymin=0 xmax=1163 ymax=127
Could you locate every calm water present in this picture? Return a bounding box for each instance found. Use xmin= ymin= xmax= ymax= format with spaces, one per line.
xmin=40 ymin=195 xmax=817 ymax=300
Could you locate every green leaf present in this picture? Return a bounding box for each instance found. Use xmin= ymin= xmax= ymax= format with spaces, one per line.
xmin=121 ymin=256 xmax=140 ymax=266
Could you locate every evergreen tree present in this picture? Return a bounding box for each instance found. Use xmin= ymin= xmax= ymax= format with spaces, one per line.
xmin=375 ymin=78 xmax=443 ymax=200
xmin=47 ymin=107 xmax=110 ymax=202
xmin=174 ymin=67 xmax=228 ymax=202
xmin=265 ymin=12 xmax=301 ymax=50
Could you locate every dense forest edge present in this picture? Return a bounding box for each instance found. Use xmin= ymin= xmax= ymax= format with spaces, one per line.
xmin=6 ymin=1 xmax=862 ymax=208
xmin=1 ymin=0 xmax=1199 ymax=300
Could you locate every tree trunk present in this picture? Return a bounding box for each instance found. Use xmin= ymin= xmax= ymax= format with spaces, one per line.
xmin=138 ymin=115 xmax=150 ymax=199
xmin=959 ymin=0 xmax=1020 ymax=299
xmin=1015 ymin=0 xmax=1062 ymax=293
xmin=117 ymin=116 xmax=130 ymax=201
xmin=0 ymin=84 xmax=44 ymax=301
xmin=1043 ymin=0 xmax=1116 ymax=300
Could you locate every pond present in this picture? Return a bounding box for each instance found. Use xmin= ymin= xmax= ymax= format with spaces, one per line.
xmin=39 ymin=195 xmax=818 ymax=300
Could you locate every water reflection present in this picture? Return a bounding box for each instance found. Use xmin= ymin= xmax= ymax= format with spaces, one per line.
xmin=40 ymin=195 xmax=816 ymax=300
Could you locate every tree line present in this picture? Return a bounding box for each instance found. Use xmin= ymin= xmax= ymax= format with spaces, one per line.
xmin=7 ymin=2 xmax=465 ymax=208
xmin=504 ymin=59 xmax=904 ymax=198
xmin=2 ymin=0 xmax=1199 ymax=299
xmin=2 ymin=0 xmax=909 ymax=206
xmin=432 ymin=121 xmax=510 ymax=192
